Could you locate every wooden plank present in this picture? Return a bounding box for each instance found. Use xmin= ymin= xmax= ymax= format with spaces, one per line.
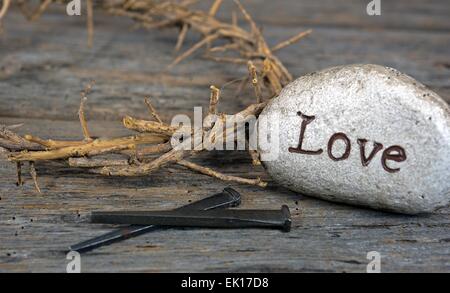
xmin=0 ymin=1 xmax=449 ymax=273
xmin=0 ymin=117 xmax=449 ymax=273
xmin=214 ymin=0 xmax=450 ymax=32
xmin=0 ymin=6 xmax=449 ymax=122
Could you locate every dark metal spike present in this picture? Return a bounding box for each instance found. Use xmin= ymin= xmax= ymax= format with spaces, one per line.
xmin=69 ymin=187 xmax=242 ymax=253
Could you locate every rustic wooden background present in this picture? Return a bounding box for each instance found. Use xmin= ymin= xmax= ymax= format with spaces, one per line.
xmin=0 ymin=0 xmax=449 ymax=273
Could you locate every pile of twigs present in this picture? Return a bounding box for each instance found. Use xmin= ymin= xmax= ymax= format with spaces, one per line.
xmin=0 ymin=0 xmax=311 ymax=192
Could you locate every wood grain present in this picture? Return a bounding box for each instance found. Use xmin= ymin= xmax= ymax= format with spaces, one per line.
xmin=0 ymin=1 xmax=449 ymax=272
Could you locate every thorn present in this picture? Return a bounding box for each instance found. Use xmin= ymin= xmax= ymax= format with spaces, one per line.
xmin=0 ymin=0 xmax=11 ymax=21
xmin=247 ymin=61 xmax=262 ymax=103
xmin=79 ymin=81 xmax=95 ymax=141
xmin=29 ymin=0 xmax=51 ymax=21
xmin=209 ymin=85 xmax=220 ymax=115
xmin=86 ymin=0 xmax=94 ymax=47
xmin=168 ymin=34 xmax=218 ymax=69
xmin=6 ymin=123 xmax=24 ymax=130
xmin=271 ymin=29 xmax=312 ymax=52
xmin=231 ymin=10 xmax=238 ymax=26
xmin=233 ymin=0 xmax=260 ymax=38
xmin=29 ymin=161 xmax=41 ymax=194
xmin=174 ymin=23 xmax=189 ymax=52
xmin=144 ymin=97 xmax=163 ymax=124
xmin=209 ymin=0 xmax=223 ymax=16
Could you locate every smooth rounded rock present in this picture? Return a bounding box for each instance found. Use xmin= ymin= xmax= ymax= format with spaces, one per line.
xmin=258 ymin=64 xmax=450 ymax=214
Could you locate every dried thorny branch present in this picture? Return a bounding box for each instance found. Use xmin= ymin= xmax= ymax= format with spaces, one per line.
xmin=0 ymin=0 xmax=311 ymax=192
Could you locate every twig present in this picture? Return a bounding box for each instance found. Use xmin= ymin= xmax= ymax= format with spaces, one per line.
xmin=208 ymin=42 xmax=239 ymax=53
xmin=68 ymin=142 xmax=172 ymax=168
xmin=86 ymin=0 xmax=94 ymax=47
xmin=271 ymin=29 xmax=312 ymax=52
xmin=78 ymin=97 xmax=91 ymax=140
xmin=29 ymin=161 xmax=41 ymax=193
xmin=123 ymin=116 xmax=179 ymax=136
xmin=0 ymin=0 xmax=312 ymax=189
xmin=231 ymin=10 xmax=238 ymax=27
xmin=24 ymin=135 xmax=86 ymax=149
xmin=209 ymin=0 xmax=223 ymax=16
xmin=177 ymin=160 xmax=267 ymax=187
xmin=168 ymin=33 xmax=219 ymax=69
xmin=92 ymin=143 xmax=190 ymax=176
xmin=0 ymin=124 xmax=29 ymax=145
xmin=136 ymin=142 xmax=172 ymax=157
xmin=79 ymin=81 xmax=95 ymax=141
xmin=208 ymin=85 xmax=220 ymax=115
xmin=247 ymin=61 xmax=262 ymax=103
xmin=84 ymin=144 xmax=133 ymax=157
xmin=174 ymin=23 xmax=189 ymax=52
xmin=233 ymin=0 xmax=260 ymax=38
xmin=8 ymin=134 xmax=167 ymax=161
xmin=0 ymin=0 xmax=11 ymax=21
xmin=203 ymin=55 xmax=248 ymax=64
xmin=144 ymin=97 xmax=163 ymax=124
xmin=235 ymin=76 xmax=249 ymax=97
xmin=29 ymin=0 xmax=52 ymax=21
xmin=262 ymin=59 xmax=282 ymax=95
xmin=0 ymin=138 xmax=42 ymax=151
xmin=0 ymin=124 xmax=43 ymax=151
xmin=5 ymin=123 xmax=24 ymax=130
xmin=69 ymin=157 xmax=129 ymax=168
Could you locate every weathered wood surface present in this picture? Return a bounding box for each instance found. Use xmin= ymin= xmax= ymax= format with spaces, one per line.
xmin=0 ymin=1 xmax=449 ymax=273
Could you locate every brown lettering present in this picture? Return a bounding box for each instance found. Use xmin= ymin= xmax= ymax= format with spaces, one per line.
xmin=288 ymin=111 xmax=323 ymax=155
xmin=288 ymin=112 xmax=407 ymax=174
xmin=357 ymin=139 xmax=384 ymax=167
xmin=381 ymin=145 xmax=407 ymax=173
xmin=327 ymin=132 xmax=351 ymax=161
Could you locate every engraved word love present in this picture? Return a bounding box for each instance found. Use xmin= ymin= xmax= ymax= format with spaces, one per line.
xmin=288 ymin=111 xmax=407 ymax=173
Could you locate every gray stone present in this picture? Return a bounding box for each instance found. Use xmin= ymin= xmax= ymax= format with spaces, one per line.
xmin=258 ymin=64 xmax=450 ymax=214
